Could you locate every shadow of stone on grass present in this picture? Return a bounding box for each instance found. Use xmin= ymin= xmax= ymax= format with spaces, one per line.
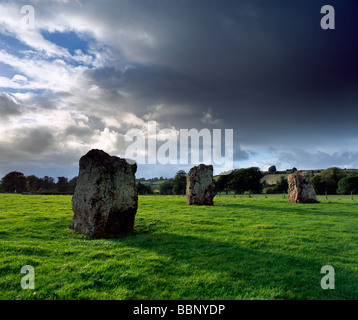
xmin=108 ymin=231 xmax=358 ymax=299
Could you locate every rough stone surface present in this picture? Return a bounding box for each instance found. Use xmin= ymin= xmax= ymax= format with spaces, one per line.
xmin=69 ymin=149 xmax=138 ymax=238
xmin=288 ymin=171 xmax=317 ymax=203
xmin=186 ymin=164 xmax=216 ymax=205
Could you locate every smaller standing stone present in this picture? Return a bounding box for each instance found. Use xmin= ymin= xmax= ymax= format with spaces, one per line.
xmin=288 ymin=171 xmax=317 ymax=203
xmin=186 ymin=164 xmax=216 ymax=205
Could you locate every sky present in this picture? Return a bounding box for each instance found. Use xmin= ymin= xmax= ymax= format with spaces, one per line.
xmin=0 ymin=0 xmax=357 ymax=179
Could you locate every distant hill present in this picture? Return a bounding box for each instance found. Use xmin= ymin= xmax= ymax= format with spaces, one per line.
xmin=136 ymin=177 xmax=170 ymax=193
xmin=261 ymin=168 xmax=358 ymax=186
xmin=136 ymin=168 xmax=358 ymax=190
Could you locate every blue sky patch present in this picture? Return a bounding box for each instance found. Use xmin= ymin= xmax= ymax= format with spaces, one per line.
xmin=0 ymin=61 xmax=19 ymax=79
xmin=41 ymin=30 xmax=91 ymax=55
xmin=0 ymin=33 xmax=33 ymax=57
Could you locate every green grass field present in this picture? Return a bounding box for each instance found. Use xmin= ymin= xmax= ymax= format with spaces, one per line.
xmin=1 ymin=194 xmax=358 ymax=300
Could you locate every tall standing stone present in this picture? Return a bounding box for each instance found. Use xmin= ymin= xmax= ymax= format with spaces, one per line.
xmin=69 ymin=149 xmax=138 ymax=238
xmin=288 ymin=171 xmax=317 ymax=203
xmin=186 ymin=164 xmax=216 ymax=205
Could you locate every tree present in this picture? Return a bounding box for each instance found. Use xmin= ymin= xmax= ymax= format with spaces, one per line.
xmin=268 ymin=165 xmax=277 ymax=173
xmin=1 ymin=171 xmax=28 ymax=193
xmin=229 ymin=167 xmax=263 ymax=194
xmin=136 ymin=182 xmax=153 ymax=195
xmin=40 ymin=176 xmax=56 ymax=192
xmin=275 ymin=176 xmax=288 ymax=193
xmin=172 ymin=170 xmax=187 ymax=195
xmin=312 ymin=167 xmax=346 ymax=194
xmin=311 ymin=175 xmax=325 ymax=195
xmin=337 ymin=175 xmax=358 ymax=195
xmin=27 ymin=175 xmax=41 ymax=192
xmin=68 ymin=177 xmax=78 ymax=193
xmin=159 ymin=180 xmax=174 ymax=195
xmin=56 ymin=176 xmax=70 ymax=193
xmin=215 ymin=174 xmax=230 ymax=194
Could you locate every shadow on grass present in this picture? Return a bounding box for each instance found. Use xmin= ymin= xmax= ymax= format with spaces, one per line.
xmin=216 ymin=201 xmax=358 ymax=219
xmin=108 ymin=231 xmax=358 ymax=300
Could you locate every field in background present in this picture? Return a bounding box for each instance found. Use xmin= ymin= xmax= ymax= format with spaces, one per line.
xmin=261 ymin=173 xmax=290 ymax=185
xmin=135 ymin=169 xmax=358 ymax=194
xmin=1 ymin=194 xmax=358 ymax=300
xmin=261 ymin=169 xmax=358 ymax=187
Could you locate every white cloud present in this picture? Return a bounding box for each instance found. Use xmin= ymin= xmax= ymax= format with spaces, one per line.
xmin=90 ymin=128 xmax=122 ymax=154
xmin=11 ymin=74 xmax=27 ymax=82
xmin=0 ymin=3 xmax=72 ymax=58
xmin=0 ymin=50 xmax=86 ymax=92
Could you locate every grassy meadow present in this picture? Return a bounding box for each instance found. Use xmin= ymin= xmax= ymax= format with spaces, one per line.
xmin=0 ymin=193 xmax=358 ymax=300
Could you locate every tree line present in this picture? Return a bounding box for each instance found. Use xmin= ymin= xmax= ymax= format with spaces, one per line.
xmin=216 ymin=166 xmax=358 ymax=195
xmin=134 ymin=168 xmax=266 ymax=196
xmin=1 ymin=166 xmax=357 ymax=196
xmin=0 ymin=171 xmax=77 ymax=194
xmin=157 ymin=167 xmax=265 ymax=196
xmin=311 ymin=167 xmax=358 ymax=195
xmin=265 ymin=167 xmax=358 ymax=195
xmin=215 ymin=167 xmax=264 ymax=194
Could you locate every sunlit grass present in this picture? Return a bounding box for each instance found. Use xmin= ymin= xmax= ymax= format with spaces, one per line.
xmin=0 ymin=193 xmax=357 ymax=300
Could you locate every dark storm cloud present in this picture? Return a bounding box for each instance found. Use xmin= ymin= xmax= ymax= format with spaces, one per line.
xmin=0 ymin=125 xmax=85 ymax=177
xmin=0 ymin=93 xmax=22 ymax=117
xmin=24 ymin=91 xmax=59 ymax=110
xmin=80 ymin=0 xmax=358 ymax=149
xmin=14 ymin=127 xmax=55 ymax=154
xmin=233 ymin=145 xmax=249 ymax=161
xmin=84 ymin=65 xmax=204 ymax=129
xmin=64 ymin=125 xmax=94 ymax=139
xmin=279 ymin=149 xmax=358 ymax=170
xmin=0 ymin=127 xmax=56 ymax=161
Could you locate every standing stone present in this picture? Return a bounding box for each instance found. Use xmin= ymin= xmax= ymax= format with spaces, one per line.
xmin=69 ymin=149 xmax=138 ymax=238
xmin=186 ymin=164 xmax=216 ymax=205
xmin=288 ymin=171 xmax=317 ymax=203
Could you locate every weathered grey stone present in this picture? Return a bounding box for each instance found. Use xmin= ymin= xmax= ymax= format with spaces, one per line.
xmin=288 ymin=171 xmax=317 ymax=203
xmin=69 ymin=149 xmax=138 ymax=238
xmin=186 ymin=164 xmax=216 ymax=205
